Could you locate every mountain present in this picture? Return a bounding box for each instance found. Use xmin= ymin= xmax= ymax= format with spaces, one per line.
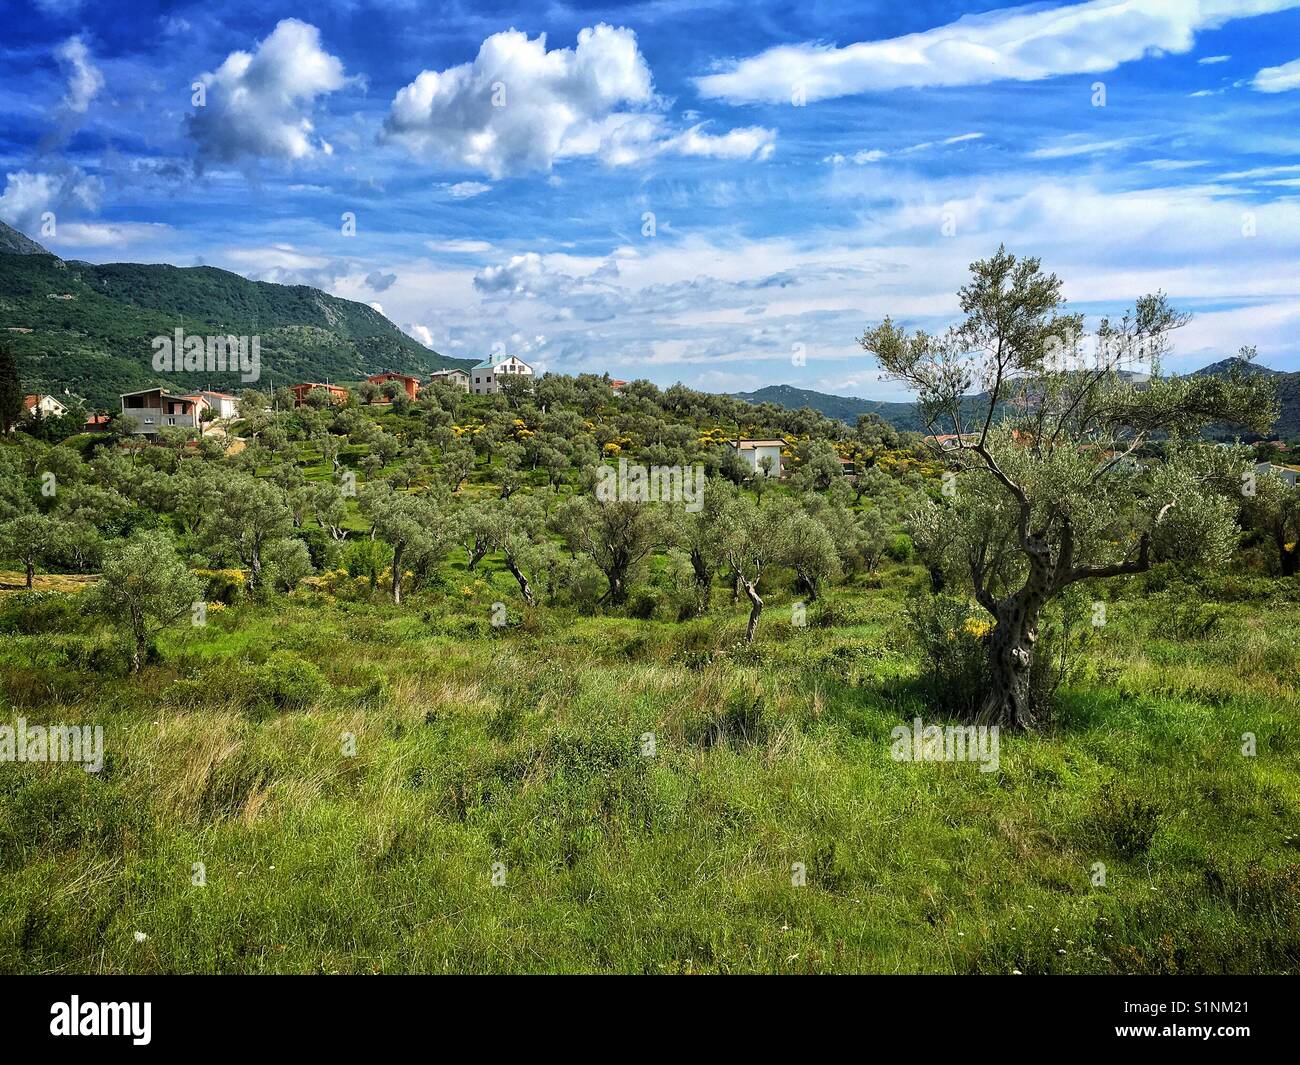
xmin=730 ymin=383 xmax=997 ymax=434
xmin=0 ymin=220 xmax=50 ymax=256
xmin=730 ymin=384 xmax=928 ymax=431
xmin=1191 ymin=357 xmax=1283 ymax=379
xmin=735 ymin=361 xmax=1300 ymax=440
xmin=0 ymin=244 xmax=472 ymax=409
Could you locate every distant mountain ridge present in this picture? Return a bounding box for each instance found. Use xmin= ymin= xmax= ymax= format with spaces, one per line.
xmin=733 ymin=358 xmax=1300 ymax=438
xmin=0 ymin=225 xmax=473 ymax=408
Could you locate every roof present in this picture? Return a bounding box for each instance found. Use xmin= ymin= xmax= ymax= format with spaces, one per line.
xmin=291 ymin=382 xmax=348 ymax=390
xmin=471 ymin=355 xmax=532 ymax=370
xmin=430 ymin=367 xmax=469 ymax=376
xmin=729 ymin=438 xmax=786 ymax=449
xmin=609 ymin=379 xmax=628 ymax=388
xmin=200 ymin=390 xmax=237 ymax=399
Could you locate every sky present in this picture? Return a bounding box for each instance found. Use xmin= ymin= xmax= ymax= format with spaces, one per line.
xmin=2 ymin=0 xmax=1300 ymax=400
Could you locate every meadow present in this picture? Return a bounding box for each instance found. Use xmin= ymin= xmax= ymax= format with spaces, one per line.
xmin=2 ymin=558 xmax=1296 ymax=974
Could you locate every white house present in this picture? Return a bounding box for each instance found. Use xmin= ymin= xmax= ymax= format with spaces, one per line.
xmin=470 ymin=354 xmax=533 ymax=395
xmin=1257 ymin=461 xmax=1300 ymax=487
xmin=22 ymin=394 xmax=67 ymax=418
xmin=727 ymin=438 xmax=786 ymax=478
xmin=120 ymin=388 xmax=209 ymax=436
xmin=429 ymin=368 xmax=471 ymax=393
xmin=198 ymin=390 xmax=238 ymax=419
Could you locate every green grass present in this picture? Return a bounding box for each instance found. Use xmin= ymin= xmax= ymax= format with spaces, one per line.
xmin=1 ymin=567 xmax=1297 ymax=974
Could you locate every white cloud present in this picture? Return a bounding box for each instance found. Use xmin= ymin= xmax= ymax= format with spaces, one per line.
xmin=55 ymin=36 xmax=103 ymax=114
xmin=188 ymin=19 xmax=351 ymax=164
xmin=382 ymin=25 xmax=774 ymax=176
xmin=1198 ymin=54 xmax=1231 ymax=64
xmin=426 ymin=238 xmax=493 ymax=253
xmin=1028 ymin=136 xmax=1140 ymax=159
xmin=383 ymin=25 xmax=654 ymax=177
xmin=825 ymin=133 xmax=980 ymax=166
xmin=405 ymin=323 xmax=435 ymax=347
xmin=47 ymin=221 xmax=172 ymax=248
xmin=1252 ymin=56 xmax=1300 ymax=92
xmin=443 ymin=181 xmax=491 ymax=198
xmin=0 ymin=169 xmax=101 ymax=233
xmin=696 ymin=0 xmax=1300 ymax=103
xmin=671 ymin=124 xmax=776 ymax=161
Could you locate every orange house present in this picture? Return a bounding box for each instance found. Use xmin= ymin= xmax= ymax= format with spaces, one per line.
xmin=289 ymin=383 xmax=349 ymax=407
xmin=367 ymin=371 xmax=421 ymax=400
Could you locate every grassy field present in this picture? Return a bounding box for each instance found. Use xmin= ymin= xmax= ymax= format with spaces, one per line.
xmin=1 ymin=562 xmax=1297 ymax=974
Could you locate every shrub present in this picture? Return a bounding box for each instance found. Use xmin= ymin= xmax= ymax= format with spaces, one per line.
xmin=886 ymin=533 xmax=915 ymax=563
xmin=627 ymin=588 xmax=661 ymax=620
xmin=248 ymin=652 xmax=326 ymax=714
xmin=1088 ymin=789 xmax=1163 ymax=859
xmin=0 ymin=591 xmax=81 ymax=634
xmin=688 ymin=685 xmax=768 ymax=748
xmin=905 ymin=592 xmax=987 ymax=718
xmin=197 ymin=568 xmax=246 ymax=606
xmin=264 ymin=537 xmax=314 ymax=592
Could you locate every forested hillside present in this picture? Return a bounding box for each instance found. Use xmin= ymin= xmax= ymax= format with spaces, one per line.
xmin=0 ymin=243 xmax=470 ymax=408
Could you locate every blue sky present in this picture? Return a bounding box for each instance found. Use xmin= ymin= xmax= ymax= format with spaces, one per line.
xmin=2 ymin=0 xmax=1300 ymax=398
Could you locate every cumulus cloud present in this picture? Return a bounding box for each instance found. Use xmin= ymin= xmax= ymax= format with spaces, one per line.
xmin=382 ymin=25 xmax=774 ymax=176
xmin=696 ymin=0 xmax=1300 ymax=103
xmin=365 ymin=270 xmax=397 ymax=291
xmin=405 ymin=323 xmax=436 ymax=348
xmin=383 ymin=25 xmax=653 ymax=177
xmin=55 ymin=36 xmax=103 ymax=114
xmin=1252 ymin=56 xmax=1300 ymax=92
xmin=188 ymin=19 xmax=351 ymax=164
xmin=0 ymin=169 xmax=101 ymax=234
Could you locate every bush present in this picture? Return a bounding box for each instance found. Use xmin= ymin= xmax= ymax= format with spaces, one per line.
xmin=1087 ymin=789 xmax=1163 ymax=859
xmin=0 ymin=591 xmax=81 ymax=634
xmin=248 ymin=652 xmax=326 ymax=714
xmin=905 ymin=592 xmax=987 ymax=718
xmin=197 ymin=569 xmax=246 ymax=606
xmin=886 ymin=533 xmax=915 ymax=563
xmin=627 ymin=589 xmax=661 ymax=620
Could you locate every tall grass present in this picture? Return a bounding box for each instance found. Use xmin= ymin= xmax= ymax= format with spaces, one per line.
xmin=0 ymin=567 xmax=1296 ymax=973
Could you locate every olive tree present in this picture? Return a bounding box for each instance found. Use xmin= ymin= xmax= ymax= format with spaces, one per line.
xmin=555 ymin=496 xmax=672 ymax=606
xmin=362 ymin=484 xmax=450 ymax=604
xmin=862 ymin=247 xmax=1273 ymax=728
xmin=722 ymin=495 xmax=795 ymax=642
xmin=1245 ymin=467 xmax=1300 ymax=576
xmin=198 ymin=472 xmax=293 ymax=591
xmin=95 ymin=530 xmax=200 ymax=673
xmin=483 ymin=494 xmax=551 ymax=605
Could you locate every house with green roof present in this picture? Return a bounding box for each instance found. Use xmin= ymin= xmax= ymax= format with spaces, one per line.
xmin=470 ymin=354 xmax=534 ymax=395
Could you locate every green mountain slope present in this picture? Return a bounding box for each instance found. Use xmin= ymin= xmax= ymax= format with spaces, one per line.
xmin=735 ymin=365 xmax=1300 ymax=439
xmin=730 ymin=383 xmax=997 ymax=434
xmin=0 ymin=246 xmax=472 ymax=408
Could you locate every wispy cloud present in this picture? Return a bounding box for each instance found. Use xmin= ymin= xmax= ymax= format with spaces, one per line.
xmin=697 ymin=0 xmax=1300 ymax=103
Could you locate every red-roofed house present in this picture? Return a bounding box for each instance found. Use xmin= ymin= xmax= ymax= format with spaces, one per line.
xmin=23 ymin=394 xmax=67 ymax=418
xmin=367 ymin=371 xmax=421 ymax=400
xmin=289 ymin=383 xmax=349 ymax=407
